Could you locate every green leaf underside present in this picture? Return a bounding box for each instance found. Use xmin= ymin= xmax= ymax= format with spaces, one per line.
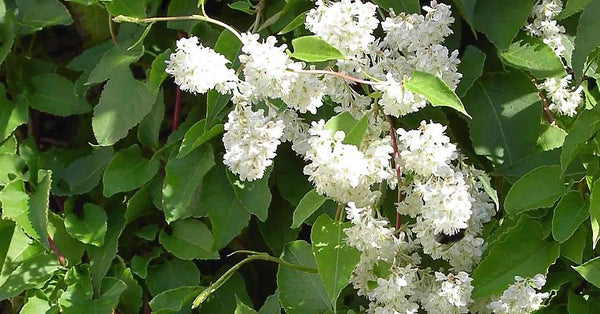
xmin=158 ymin=219 xmax=218 ymax=260
xmin=574 ymin=256 xmax=600 ymax=288
xmin=290 ymin=36 xmax=345 ymax=62
xmin=552 ymin=191 xmax=589 ymax=243
xmin=405 ymin=71 xmax=470 ymax=117
xmin=499 ymin=37 xmax=565 ymax=78
xmin=292 ymin=189 xmax=328 ymax=228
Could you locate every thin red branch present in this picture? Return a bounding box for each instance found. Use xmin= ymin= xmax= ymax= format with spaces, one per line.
xmin=172 ymin=87 xmax=181 ymax=132
xmin=47 ymin=234 xmax=65 ymax=266
xmin=531 ymin=78 xmax=556 ymax=125
xmin=386 ymin=116 xmax=404 ymax=230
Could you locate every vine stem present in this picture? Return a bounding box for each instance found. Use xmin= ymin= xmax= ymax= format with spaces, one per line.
xmin=386 ymin=115 xmax=404 ymax=230
xmin=334 ymin=203 xmax=344 ymax=221
xmin=294 ymin=69 xmax=378 ymax=85
xmin=113 ymin=15 xmax=244 ymax=41
xmin=47 ymin=234 xmax=65 ymax=266
xmin=530 ymin=77 xmax=556 ymax=125
xmin=108 ymin=13 xmax=118 ymax=46
xmin=192 ymin=253 xmax=317 ymax=309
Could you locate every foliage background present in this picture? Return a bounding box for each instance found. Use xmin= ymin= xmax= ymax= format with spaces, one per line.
xmin=0 ymin=0 xmax=600 ymax=313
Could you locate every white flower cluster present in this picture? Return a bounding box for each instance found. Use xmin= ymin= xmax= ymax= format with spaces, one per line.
xmin=165 ymin=37 xmax=237 ymax=94
xmin=344 ymin=202 xmax=481 ymax=313
xmin=303 ymin=120 xmax=393 ymax=206
xmin=538 ymin=75 xmax=583 ymax=117
xmin=488 ymin=274 xmax=550 ymax=313
xmin=306 ymin=0 xmax=379 ymax=56
xmin=222 ymin=105 xmax=284 ymax=181
xmin=526 ymin=0 xmax=565 ymax=56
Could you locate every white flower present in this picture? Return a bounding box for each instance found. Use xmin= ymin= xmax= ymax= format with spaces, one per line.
xmin=488 ymin=274 xmax=550 ymax=314
xmin=306 ymin=0 xmax=379 ymax=56
xmin=239 ymin=33 xmax=301 ymax=100
xmin=375 ymin=74 xmax=427 ymax=117
xmin=303 ymin=120 xmax=392 ymax=206
xmin=367 ymin=266 xmax=421 ymax=314
xmin=538 ymin=75 xmax=582 ymax=117
xmin=223 ymin=104 xmax=284 ymax=181
xmin=526 ymin=0 xmax=566 ymax=56
xmin=421 ymin=271 xmax=473 ymax=313
xmin=396 ymin=121 xmax=458 ymax=178
xmin=165 ymin=36 xmax=238 ymax=94
xmin=281 ymin=69 xmax=326 ymax=114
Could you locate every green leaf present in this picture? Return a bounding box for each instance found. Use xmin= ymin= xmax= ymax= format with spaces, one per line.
xmin=0 ymin=22 xmax=15 ymax=67
xmin=572 ymin=0 xmax=600 ymax=81
xmin=235 ymin=297 xmax=258 ymax=314
xmin=372 ymin=0 xmax=420 ymax=13
xmin=291 ymin=189 xmax=328 ymax=228
xmin=0 ymin=153 xmax=24 ymax=185
xmin=64 ymin=203 xmax=108 ymax=247
xmin=106 ymin=0 xmax=146 ymax=18
xmin=108 ymin=262 xmax=143 ymax=314
xmin=258 ymin=292 xmax=280 ymax=314
xmin=290 ymin=36 xmax=345 ymax=62
xmin=0 ymin=252 xmax=60 ymax=300
xmin=226 ymin=168 xmax=272 ymax=221
xmin=200 ymin=166 xmax=251 ymax=250
xmin=167 ymin=0 xmax=201 ymax=32
xmin=16 ymin=0 xmax=72 ymax=27
xmin=553 ymin=191 xmax=589 ymax=243
xmin=159 ymin=219 xmax=218 ymax=260
xmin=499 ymin=37 xmax=565 ymax=78
xmin=59 ymin=276 xmax=127 ymax=314
xmin=405 ymin=71 xmax=470 ymax=117
xmin=146 ymin=259 xmax=200 ymax=296
xmin=53 ymin=147 xmax=113 ymax=196
xmin=138 ymin=88 xmax=165 ymax=149
xmin=125 ymin=180 xmax=159 ymax=224
xmin=148 ymin=50 xmax=170 ymax=93
xmin=311 ymin=215 xmax=360 ymax=308
xmin=559 ymin=0 xmax=592 ymax=19
xmin=455 ymin=45 xmax=486 ymax=97
xmin=88 ymin=210 xmax=125 ymax=295
xmin=278 ymin=12 xmax=307 ymax=35
xmin=590 ymin=179 xmax=600 ymax=248
xmin=150 ymin=286 xmax=202 ymax=313
xmin=86 ymin=43 xmax=144 ymax=85
xmin=504 ymin=166 xmax=565 ymax=215
xmin=201 ymin=273 xmax=252 ymax=313
xmin=178 ymin=120 xmax=224 ymax=158
xmin=471 ymin=218 xmax=560 ymax=298
xmin=162 ymin=144 xmax=214 ymax=223
xmin=574 ymin=256 xmax=600 ymax=288
xmin=28 ymin=73 xmax=91 ymax=116
xmin=28 ymin=170 xmax=52 ymax=248
xmin=92 ymin=68 xmax=156 ymax=146
xmin=48 ymin=212 xmax=85 ymax=266
xmin=453 ymin=0 xmax=477 ymax=29
xmin=229 ymin=1 xmax=254 ymax=14
xmin=277 ymin=241 xmax=332 ymax=314
xmin=568 ymin=290 xmax=600 ymax=314
xmin=473 ymin=0 xmax=535 ymax=50
xmin=562 ymin=222 xmax=588 ymax=264
xmin=0 ymin=180 xmax=33 ymax=238
xmin=537 ymin=124 xmax=567 ymax=151
xmin=561 ymin=106 xmax=600 ymax=172
xmin=324 ymin=112 xmax=369 ymax=146
xmin=102 ymin=144 xmax=159 ymax=196
xmin=0 ymin=84 xmax=27 ymax=141
xmin=20 ymin=296 xmax=54 ymax=314
xmin=464 ymin=71 xmax=541 ymax=167
xmin=130 ymin=247 xmax=161 ymax=279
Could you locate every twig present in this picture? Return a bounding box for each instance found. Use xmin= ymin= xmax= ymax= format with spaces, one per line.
xmin=531 ymin=78 xmax=556 ymax=125
xmin=294 ymin=69 xmax=378 ymax=85
xmin=108 ymin=13 xmax=118 ymax=46
xmin=47 ymin=234 xmax=66 ymax=266
xmin=386 ymin=116 xmax=404 ymax=230
xmin=172 ymin=87 xmax=181 ymax=132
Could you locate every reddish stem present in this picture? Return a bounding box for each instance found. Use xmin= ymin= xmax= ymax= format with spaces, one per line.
xmin=386 ymin=116 xmax=404 ymax=230
xmin=172 ymin=87 xmax=181 ymax=132
xmin=47 ymin=234 xmax=66 ymax=266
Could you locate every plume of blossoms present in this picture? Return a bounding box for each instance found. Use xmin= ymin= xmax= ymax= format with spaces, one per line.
xmin=303 ymin=120 xmax=394 ymax=206
xmin=420 ymin=272 xmax=474 ymax=313
xmin=165 ymin=36 xmax=238 ymax=94
xmin=526 ymin=0 xmax=565 ymax=56
xmin=305 ymin=0 xmax=379 ymax=56
xmin=538 ymin=75 xmax=583 ymax=117
xmin=487 ymin=274 xmax=550 ymax=313
xmin=222 ymin=104 xmax=284 ymax=181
